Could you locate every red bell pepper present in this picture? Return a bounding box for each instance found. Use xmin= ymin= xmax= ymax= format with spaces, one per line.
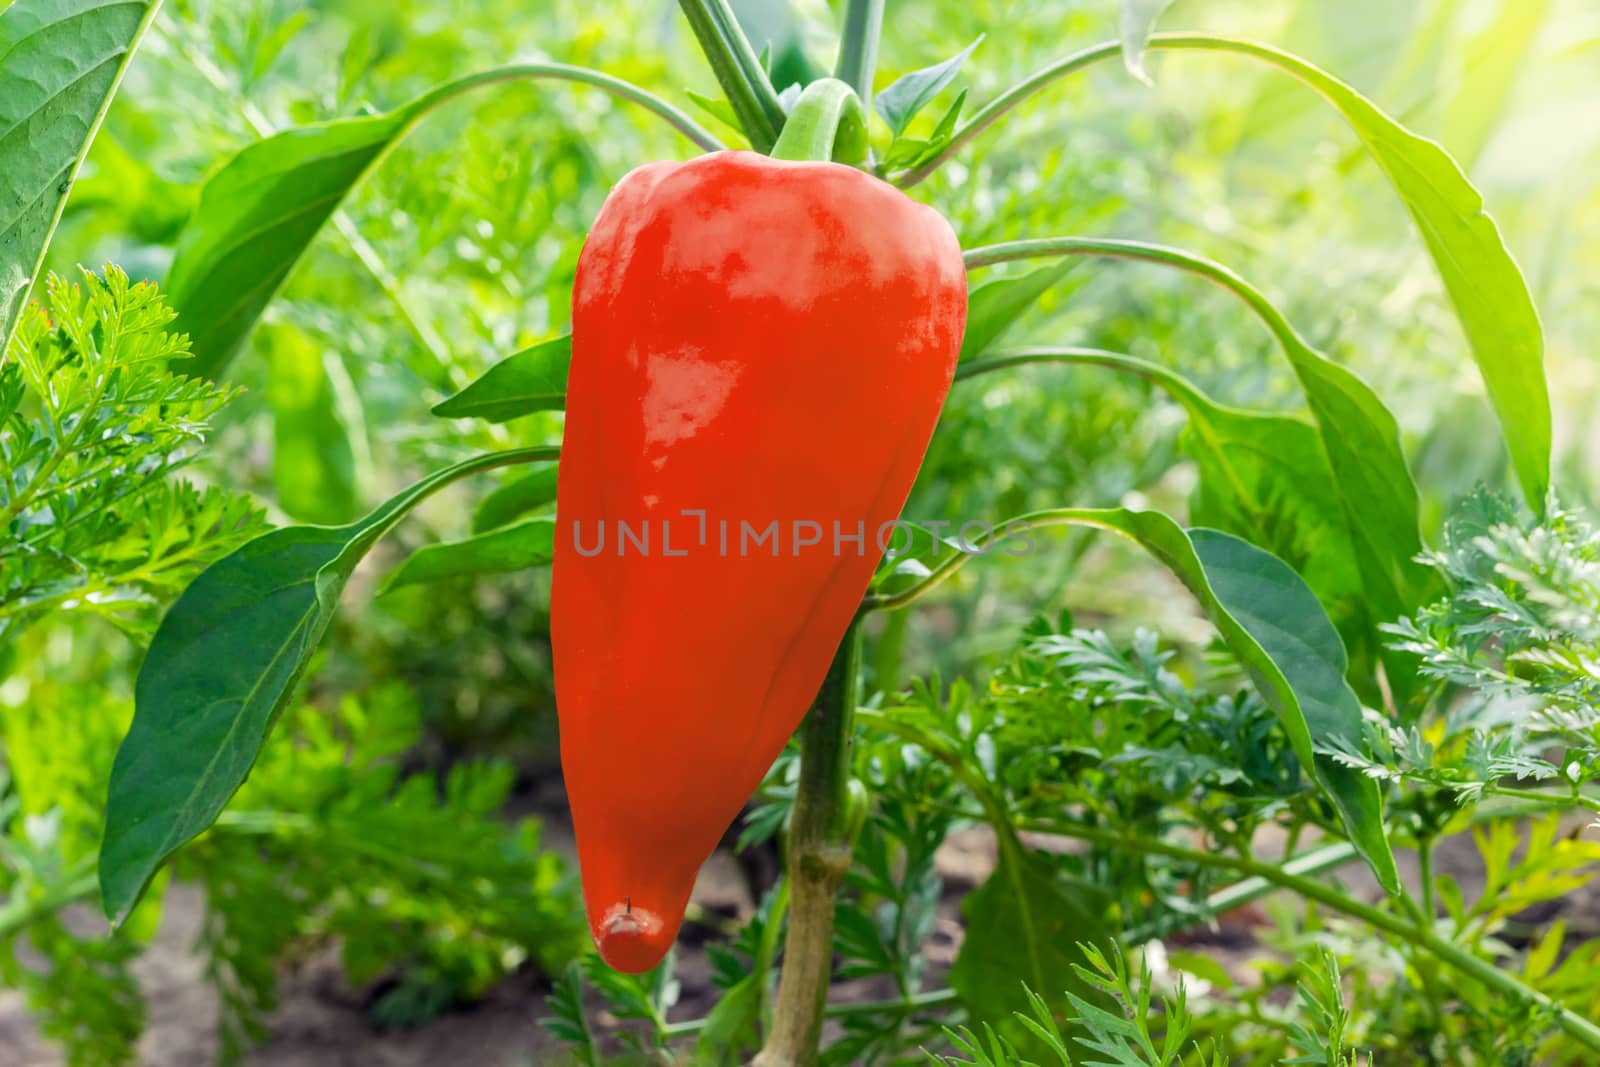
xmin=552 ymin=149 xmax=966 ymax=972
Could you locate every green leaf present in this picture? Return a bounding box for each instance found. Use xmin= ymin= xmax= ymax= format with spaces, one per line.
xmin=98 ymin=447 xmax=559 ymax=923
xmin=949 ymin=841 xmax=1109 ymax=1055
xmin=964 ymin=239 xmax=1436 ymax=703
xmin=1204 ymin=37 xmax=1551 ymax=506
xmin=874 ymin=37 xmax=981 ymax=137
xmin=165 ymin=107 xmax=413 ymax=381
xmin=1119 ymin=0 xmax=1176 ymax=83
xmin=1186 ymin=527 xmax=1397 ymax=892
xmin=266 ymin=324 xmax=357 ymax=525
xmin=959 ymin=261 xmax=1079 ymax=362
xmin=1093 ymin=512 xmax=1396 ymax=890
xmin=431 ymin=335 xmax=572 ymax=422
xmin=380 ymin=516 xmax=554 ymax=594
xmin=0 ymin=0 xmax=162 ymax=353
xmin=687 ymin=88 xmax=749 ymax=143
xmin=162 ymin=66 xmax=717 ymax=379
xmin=473 ymin=466 xmax=560 ymax=534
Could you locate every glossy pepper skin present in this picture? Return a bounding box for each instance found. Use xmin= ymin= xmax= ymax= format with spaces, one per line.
xmin=552 ymin=150 xmax=966 ymax=973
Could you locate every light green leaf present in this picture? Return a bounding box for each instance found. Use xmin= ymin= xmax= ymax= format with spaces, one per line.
xmin=431 ymin=335 xmax=572 ymax=422
xmin=381 ymin=516 xmax=555 ymax=594
xmin=959 ymin=261 xmax=1079 ymax=362
xmin=874 ymin=37 xmax=981 ymax=137
xmin=0 ymin=0 xmax=162 ymax=353
xmin=98 ymin=447 xmax=558 ymax=923
xmin=163 ymin=66 xmax=717 ymax=379
xmin=1119 ymin=0 xmax=1175 ymax=83
xmin=266 ymin=324 xmax=357 ymax=525
xmin=1188 ymin=35 xmax=1551 ymax=505
xmin=166 ymin=108 xmax=411 ymax=381
xmin=473 ymin=466 xmax=559 ymax=534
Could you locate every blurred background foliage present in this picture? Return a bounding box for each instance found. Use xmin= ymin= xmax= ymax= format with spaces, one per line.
xmin=3 ymin=0 xmax=1599 ymax=1059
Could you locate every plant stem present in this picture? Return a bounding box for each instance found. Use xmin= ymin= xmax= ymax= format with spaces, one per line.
xmin=678 ymin=0 xmax=787 ymax=152
xmin=834 ymin=0 xmax=885 ymax=114
xmin=770 ymin=79 xmax=868 ymax=164
xmin=754 ymin=619 xmax=864 ymax=1067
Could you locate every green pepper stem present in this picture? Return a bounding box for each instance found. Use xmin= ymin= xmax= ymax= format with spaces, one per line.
xmin=754 ymin=618 xmax=863 ymax=1066
xmin=677 ymin=0 xmax=787 ymax=152
xmin=833 ymin=0 xmax=885 ymax=113
xmin=770 ymin=78 xmax=869 ymax=165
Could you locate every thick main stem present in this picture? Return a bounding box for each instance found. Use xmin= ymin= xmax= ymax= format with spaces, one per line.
xmin=755 ymin=620 xmax=863 ymax=1067
xmin=677 ymin=0 xmax=787 ymax=152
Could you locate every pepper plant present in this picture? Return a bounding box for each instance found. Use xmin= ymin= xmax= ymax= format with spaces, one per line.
xmin=0 ymin=0 xmax=1589 ymax=1063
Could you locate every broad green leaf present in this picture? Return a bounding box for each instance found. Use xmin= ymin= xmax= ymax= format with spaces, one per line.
xmin=266 ymin=324 xmax=357 ymax=524
xmin=1192 ymin=36 xmax=1551 ymax=505
xmin=959 ymin=261 xmax=1079 ymax=362
xmin=950 ymin=841 xmax=1109 ymax=1056
xmin=1107 ymin=514 xmax=1398 ymax=891
xmin=1119 ymin=0 xmax=1175 ymax=83
xmin=874 ymin=37 xmax=981 ymax=137
xmin=1187 ymin=527 xmax=1397 ymax=892
xmin=98 ymin=446 xmax=558 ymax=923
xmin=380 ymin=516 xmax=554 ymax=594
xmin=0 ymin=0 xmax=162 ymax=352
xmin=431 ymin=335 xmax=572 ymax=422
xmin=473 ymin=466 xmax=559 ymax=533
xmin=166 ymin=108 xmax=412 ymax=381
xmin=163 ymin=68 xmax=717 ymax=379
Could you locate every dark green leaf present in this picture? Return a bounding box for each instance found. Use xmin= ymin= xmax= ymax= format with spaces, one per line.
xmin=431 ymin=336 xmax=572 ymax=422
xmin=473 ymin=466 xmax=560 ymax=534
xmin=380 ymin=517 xmax=554 ymax=594
xmin=1187 ymin=527 xmax=1398 ymax=893
xmin=0 ymin=0 xmax=160 ymax=351
xmin=959 ymin=262 xmax=1079 ymax=362
xmin=98 ymin=447 xmax=558 ymax=923
xmin=1119 ymin=0 xmax=1176 ymax=82
xmin=949 ymin=842 xmax=1109 ymax=1055
xmin=266 ymin=324 xmax=357 ymax=524
xmin=874 ymin=37 xmax=981 ymax=137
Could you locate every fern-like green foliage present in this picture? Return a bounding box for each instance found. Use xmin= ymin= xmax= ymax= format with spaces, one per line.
xmin=1323 ymin=492 xmax=1600 ymax=806
xmin=930 ymin=942 xmax=1226 ymax=1066
xmin=0 ymin=266 xmax=264 ymax=646
xmin=177 ymin=683 xmax=587 ymax=1062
